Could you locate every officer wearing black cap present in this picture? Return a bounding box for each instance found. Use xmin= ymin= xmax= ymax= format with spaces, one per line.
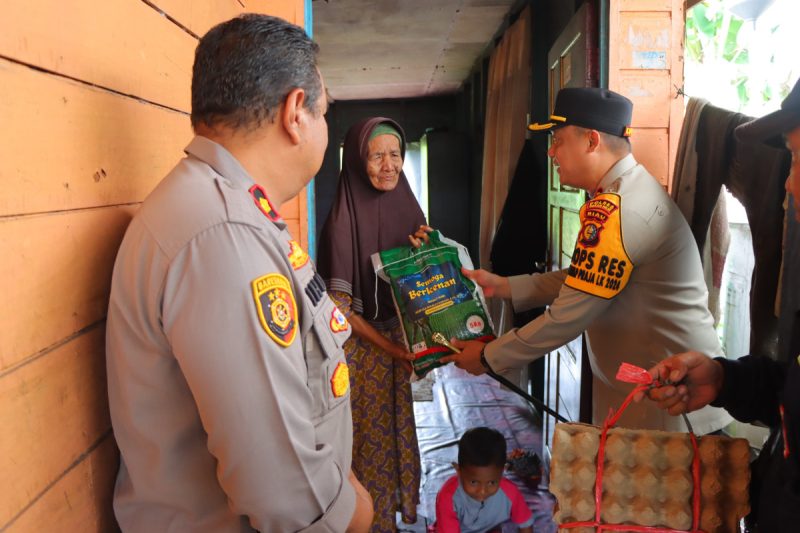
xmin=644 ymin=77 xmax=800 ymax=532
xmin=444 ymin=87 xmax=732 ymax=435
xmin=528 ymin=87 xmax=634 ymax=138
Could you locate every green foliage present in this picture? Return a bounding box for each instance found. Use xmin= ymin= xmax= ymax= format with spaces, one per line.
xmin=685 ymin=1 xmax=765 ymax=110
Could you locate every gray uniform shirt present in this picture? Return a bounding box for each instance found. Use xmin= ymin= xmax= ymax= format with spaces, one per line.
xmin=485 ymin=154 xmax=732 ymax=434
xmin=106 ymin=136 xmax=355 ymax=532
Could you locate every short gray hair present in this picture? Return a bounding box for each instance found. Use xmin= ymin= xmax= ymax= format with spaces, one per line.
xmin=191 ymin=14 xmax=322 ymax=131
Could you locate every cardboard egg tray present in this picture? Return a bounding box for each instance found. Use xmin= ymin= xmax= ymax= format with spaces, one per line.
xmin=550 ymin=422 xmax=750 ymax=532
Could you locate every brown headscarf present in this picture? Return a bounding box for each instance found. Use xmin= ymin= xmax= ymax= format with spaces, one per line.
xmin=317 ymin=117 xmax=427 ymax=324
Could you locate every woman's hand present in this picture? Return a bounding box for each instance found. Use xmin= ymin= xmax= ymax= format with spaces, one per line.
xmin=347 ymin=311 xmax=415 ymax=374
xmin=388 ymin=343 xmax=416 ymax=375
xmin=408 ymin=224 xmax=434 ymax=248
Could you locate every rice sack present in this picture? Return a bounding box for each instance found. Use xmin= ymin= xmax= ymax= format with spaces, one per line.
xmin=372 ymin=231 xmax=495 ymax=379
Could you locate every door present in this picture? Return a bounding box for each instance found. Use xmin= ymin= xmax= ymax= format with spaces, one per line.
xmin=542 ymin=1 xmax=599 ymax=449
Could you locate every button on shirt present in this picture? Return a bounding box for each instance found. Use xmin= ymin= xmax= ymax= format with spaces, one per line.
xmin=106 ymin=136 xmax=355 ymax=532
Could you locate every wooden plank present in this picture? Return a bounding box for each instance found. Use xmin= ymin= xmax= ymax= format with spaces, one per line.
xmin=617 ymin=71 xmax=672 ymax=128
xmin=631 ymin=128 xmax=670 ymax=186
xmin=0 ymin=206 xmax=136 ymax=370
xmin=280 ymin=196 xmax=301 ymax=220
xmin=617 ymin=12 xmax=673 ymax=70
xmin=298 ymin=185 xmax=309 ymax=250
xmin=286 ymin=219 xmax=302 ymax=244
xmin=0 ymin=327 xmax=112 ymax=528
xmin=620 ymin=0 xmax=672 ymax=9
xmin=152 ymin=0 xmax=251 ymax=36
xmin=4 ymin=435 xmax=119 ymax=533
xmin=278 ymin=186 xmax=310 ymax=250
xmin=610 ymin=0 xmax=684 ymax=190
xmin=153 ymin=0 xmax=305 ymax=37
xmin=0 ymin=59 xmax=191 ymax=217
xmin=0 ymin=0 xmax=197 ymax=111
xmin=668 ymin=0 xmax=686 ymax=192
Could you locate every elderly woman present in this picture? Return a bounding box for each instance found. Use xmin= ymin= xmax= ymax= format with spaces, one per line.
xmin=317 ymin=117 xmax=427 ymax=531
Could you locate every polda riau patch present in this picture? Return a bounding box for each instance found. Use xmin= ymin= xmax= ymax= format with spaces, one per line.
xmin=330 ymin=361 xmax=350 ymax=398
xmin=288 ymin=240 xmax=310 ymax=270
xmin=578 ymin=220 xmax=603 ymax=248
xmin=330 ymin=306 xmax=349 ymax=333
xmin=251 ymin=273 xmax=298 ymax=347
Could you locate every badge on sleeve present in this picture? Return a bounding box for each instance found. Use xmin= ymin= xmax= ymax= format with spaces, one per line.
xmin=330 ymin=306 xmax=350 ymax=333
xmin=248 ymin=184 xmax=281 ymax=222
xmin=564 ymin=193 xmax=634 ymax=299
xmin=287 ymin=240 xmax=310 ymax=270
xmin=330 ymin=361 xmax=350 ymax=398
xmin=251 ymin=274 xmax=298 ymax=346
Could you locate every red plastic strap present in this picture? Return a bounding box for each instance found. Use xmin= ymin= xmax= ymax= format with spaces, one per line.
xmin=559 ymin=364 xmax=705 ymax=533
xmin=780 ymin=404 xmax=790 ymax=459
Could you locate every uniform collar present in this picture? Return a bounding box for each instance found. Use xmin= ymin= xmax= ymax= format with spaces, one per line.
xmin=185 ymin=135 xmax=255 ymax=191
xmin=593 ymin=153 xmax=638 ymax=196
xmin=185 ymin=135 xmax=285 ymax=226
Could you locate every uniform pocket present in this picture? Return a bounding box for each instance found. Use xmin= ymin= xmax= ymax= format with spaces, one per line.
xmin=310 ymin=299 xmax=351 ymax=413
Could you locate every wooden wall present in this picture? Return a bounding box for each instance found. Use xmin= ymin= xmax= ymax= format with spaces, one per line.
xmin=0 ymin=1 xmax=306 ymax=530
xmin=608 ymin=0 xmax=685 ymax=189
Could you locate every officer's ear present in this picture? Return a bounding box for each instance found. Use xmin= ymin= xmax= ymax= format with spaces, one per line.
xmin=587 ymin=129 xmax=601 ymax=152
xmin=280 ymin=87 xmax=308 ymax=146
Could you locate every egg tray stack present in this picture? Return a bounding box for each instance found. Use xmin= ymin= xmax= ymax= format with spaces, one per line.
xmin=550 ymin=422 xmax=751 ymax=533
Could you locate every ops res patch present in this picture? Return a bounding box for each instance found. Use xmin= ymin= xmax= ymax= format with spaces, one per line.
xmin=252 ymin=273 xmax=298 ymax=347
xmin=565 ymin=192 xmax=633 ymax=299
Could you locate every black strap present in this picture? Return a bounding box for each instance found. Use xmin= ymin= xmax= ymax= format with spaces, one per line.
xmin=486 ymin=369 xmax=569 ymax=423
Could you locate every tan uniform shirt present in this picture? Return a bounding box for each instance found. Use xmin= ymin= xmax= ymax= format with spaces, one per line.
xmin=486 ymin=154 xmax=732 ymax=434
xmin=106 ymin=137 xmax=355 ymax=532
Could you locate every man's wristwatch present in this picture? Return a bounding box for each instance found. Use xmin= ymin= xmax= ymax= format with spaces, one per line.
xmin=479 ymin=345 xmax=492 ymax=372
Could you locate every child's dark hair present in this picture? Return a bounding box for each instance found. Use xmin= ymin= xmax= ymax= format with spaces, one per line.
xmin=458 ymin=427 xmax=507 ymax=468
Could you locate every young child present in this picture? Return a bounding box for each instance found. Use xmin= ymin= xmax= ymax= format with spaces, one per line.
xmin=435 ymin=427 xmax=534 ymax=533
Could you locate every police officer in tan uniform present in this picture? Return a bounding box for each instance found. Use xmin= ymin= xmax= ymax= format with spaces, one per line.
xmin=445 ymin=88 xmax=732 ymax=434
xmin=105 ymin=15 xmax=373 ymax=532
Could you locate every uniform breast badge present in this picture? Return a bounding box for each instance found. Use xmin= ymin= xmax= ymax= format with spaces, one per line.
xmin=565 ymin=193 xmax=634 ymax=299
xmin=248 ymin=184 xmax=281 ymax=222
xmin=251 ymin=273 xmax=298 ymax=346
xmin=287 ymin=240 xmax=309 ymax=270
xmin=330 ymin=306 xmax=350 ymax=333
xmin=330 ymin=361 xmax=350 ymax=398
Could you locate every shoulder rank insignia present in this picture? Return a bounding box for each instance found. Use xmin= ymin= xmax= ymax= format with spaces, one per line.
xmin=330 ymin=306 xmax=350 ymax=333
xmin=564 ymin=193 xmax=634 ymax=299
xmin=330 ymin=361 xmax=350 ymax=398
xmin=248 ymin=184 xmax=281 ymax=222
xmin=252 ymin=273 xmax=297 ymax=346
xmin=288 ymin=240 xmax=310 ymax=270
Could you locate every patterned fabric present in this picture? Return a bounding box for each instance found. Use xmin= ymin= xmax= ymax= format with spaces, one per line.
xmin=330 ymin=290 xmax=421 ymax=532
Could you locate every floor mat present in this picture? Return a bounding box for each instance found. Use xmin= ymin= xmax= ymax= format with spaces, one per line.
xmin=404 ymin=364 xmax=557 ymax=532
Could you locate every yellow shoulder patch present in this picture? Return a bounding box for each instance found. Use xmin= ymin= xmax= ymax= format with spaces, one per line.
xmin=252 ymin=273 xmax=298 ymax=347
xmin=564 ymin=193 xmax=633 ymax=299
xmin=330 ymin=361 xmax=350 ymax=398
xmin=287 ymin=240 xmax=310 ymax=270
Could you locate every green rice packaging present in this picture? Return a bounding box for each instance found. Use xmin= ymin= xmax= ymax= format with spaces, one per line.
xmin=371 ymin=230 xmax=495 ymax=379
